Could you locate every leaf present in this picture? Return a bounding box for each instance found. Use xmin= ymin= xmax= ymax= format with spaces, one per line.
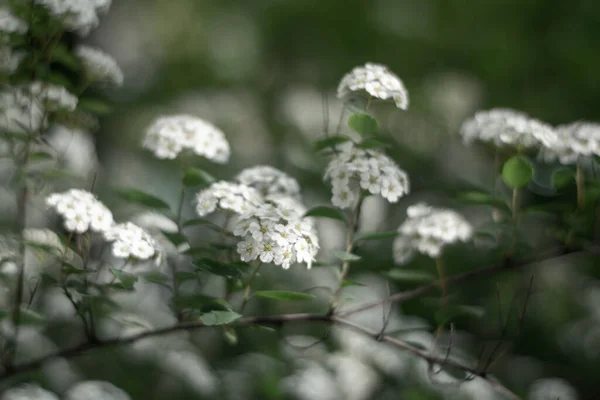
xmin=348 ymin=113 xmax=378 ymax=137
xmin=354 ymin=231 xmax=398 ymax=242
xmin=254 ymin=291 xmax=315 ymax=301
xmin=434 ymin=305 xmax=485 ymax=326
xmin=175 ymin=294 xmax=231 ymax=313
xmin=161 ymin=231 xmax=187 ymax=247
xmin=313 ymin=135 xmax=351 ymax=152
xmin=332 ymin=250 xmax=361 ymax=262
xmin=141 ymin=271 xmax=170 ymax=286
xmin=502 ymin=156 xmax=533 ymax=189
xmin=357 ymin=138 xmax=389 ymax=149
xmin=304 ymin=206 xmax=346 ymax=223
xmin=110 ymin=269 xmax=138 ymax=291
xmin=386 ymin=269 xmax=436 ymax=283
xmin=183 ymin=218 xmax=218 ymax=227
xmin=199 ymin=310 xmax=241 ymax=326
xmin=342 ymin=279 xmax=365 ymax=287
xmin=61 ymin=262 xmax=87 ymax=275
xmin=0 ymin=308 xmax=44 ymax=325
xmin=175 ymin=271 xmax=198 ymax=283
xmin=29 ymin=151 xmax=54 ymax=162
xmin=194 ymin=258 xmax=242 ymax=279
xmin=50 ymin=43 xmax=81 ymax=70
xmin=223 ymin=326 xmax=238 ymax=345
xmin=115 ymin=188 xmax=170 ymax=210
xmin=456 ymin=191 xmax=510 ymax=212
xmin=78 ymin=98 xmax=113 ymax=115
xmin=552 ymin=167 xmax=575 ymax=190
xmin=182 ymin=167 xmax=215 ymax=187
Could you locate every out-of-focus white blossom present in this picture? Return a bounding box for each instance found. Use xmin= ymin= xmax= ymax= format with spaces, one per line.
xmin=46 ymin=189 xmax=113 ymax=234
xmin=75 ymin=45 xmax=124 ymax=87
xmin=233 ymin=201 xmax=319 ymax=269
xmin=45 ymin=125 xmax=98 ymax=177
xmin=64 ymin=381 xmax=131 ymax=400
xmin=0 ymin=8 xmax=28 ymax=34
xmin=0 ymin=86 xmax=46 ymax=133
xmin=460 ymin=108 xmax=556 ymax=149
xmin=195 ymin=181 xmax=263 ymax=217
xmin=0 ymin=384 xmax=59 ymax=400
xmin=0 ymin=235 xmax=17 ymax=275
xmin=0 ymin=46 xmax=25 ymax=74
xmin=324 ymin=145 xmax=409 ymax=209
xmin=236 ymin=165 xmax=301 ymax=199
xmin=33 ymin=0 xmax=111 ymax=36
xmin=528 ymin=378 xmax=578 ymax=400
xmin=337 ymin=63 xmax=409 ymax=110
xmin=539 ymin=122 xmax=600 ymax=165
xmin=143 ymin=115 xmax=230 ymax=162
xmin=394 ymin=203 xmax=472 ymax=263
xmin=29 ymin=81 xmax=78 ymax=112
xmin=103 ymin=222 xmax=157 ymax=261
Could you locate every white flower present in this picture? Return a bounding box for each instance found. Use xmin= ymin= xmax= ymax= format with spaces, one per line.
xmin=64 ymin=380 xmax=131 ymax=400
xmin=393 ymin=203 xmax=472 ymax=264
xmin=33 ymin=0 xmax=112 ymax=36
xmin=460 ymin=108 xmax=556 ymax=149
xmin=528 ymin=378 xmax=578 ymax=400
xmin=337 ymin=63 xmax=409 ymax=110
xmin=28 ymin=81 xmax=78 ymax=112
xmin=0 ymin=8 xmax=28 ymax=34
xmin=233 ymin=201 xmax=319 ymax=269
xmin=103 ymin=222 xmax=157 ymax=261
xmin=75 ymin=45 xmax=124 ymax=86
xmin=143 ymin=115 xmax=230 ymax=162
xmin=0 ymin=46 xmax=25 ymax=74
xmin=0 ymin=384 xmax=59 ymax=400
xmin=195 ymin=181 xmax=263 ymax=217
xmin=539 ymin=121 xmax=600 ymax=165
xmin=236 ymin=165 xmax=301 ymax=199
xmin=46 ymin=189 xmax=113 ymax=234
xmin=0 ymin=86 xmax=46 ymax=133
xmin=324 ymin=144 xmax=410 ymax=209
xmin=45 ymin=125 xmax=98 ymax=177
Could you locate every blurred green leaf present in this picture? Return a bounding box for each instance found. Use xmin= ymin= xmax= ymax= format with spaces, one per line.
xmin=304 ymin=206 xmax=346 ymax=222
xmin=358 ymin=138 xmax=389 ymax=149
xmin=29 ymin=151 xmax=54 ymax=162
xmin=502 ymin=156 xmax=533 ymax=188
xmin=175 ymin=271 xmax=198 ymax=283
xmin=342 ymin=279 xmax=365 ymax=287
xmin=176 ymin=294 xmax=231 ymax=313
xmin=434 ymin=305 xmax=485 ymax=326
xmin=115 ymin=188 xmax=170 ymax=210
xmin=0 ymin=308 xmax=44 ymax=325
xmin=386 ymin=269 xmax=436 ymax=283
xmin=50 ymin=43 xmax=81 ymax=70
xmin=194 ymin=258 xmax=242 ymax=279
xmin=456 ymin=191 xmax=510 ymax=212
xmin=161 ymin=231 xmax=187 ymax=247
xmin=348 ymin=113 xmax=378 ymax=136
xmin=354 ymin=231 xmax=398 ymax=242
xmin=182 ymin=167 xmax=215 ymax=187
xmin=313 ymin=135 xmax=351 ymax=152
xmin=110 ymin=269 xmax=138 ymax=291
xmin=184 ymin=218 xmax=218 ymax=228
xmin=552 ymin=167 xmax=575 ymax=190
xmin=199 ymin=310 xmax=241 ymax=326
xmin=254 ymin=291 xmax=315 ymax=301
xmin=141 ymin=271 xmax=171 ymax=287
xmin=78 ymin=97 xmax=113 ymax=115
xmin=332 ymin=250 xmax=361 ymax=262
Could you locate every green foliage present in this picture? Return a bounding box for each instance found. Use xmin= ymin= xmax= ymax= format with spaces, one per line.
xmin=110 ymin=269 xmax=138 ymax=291
xmin=386 ymin=269 xmax=436 ymax=283
xmin=348 ymin=113 xmax=378 ymax=137
xmin=115 ymin=188 xmax=171 ymax=210
xmin=304 ymin=205 xmax=347 ymax=222
xmin=332 ymin=250 xmax=361 ymax=262
xmin=434 ymin=305 xmax=485 ymax=326
xmin=313 ymin=135 xmax=351 ymax=152
xmin=253 ymin=291 xmax=315 ymax=301
xmin=182 ymin=167 xmax=215 ymax=187
xmin=199 ymin=310 xmax=242 ymax=326
xmin=502 ymin=156 xmax=534 ymax=189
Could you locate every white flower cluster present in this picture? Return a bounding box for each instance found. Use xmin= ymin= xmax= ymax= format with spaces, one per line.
xmin=76 ymin=45 xmax=124 ymax=87
xmin=337 ymin=63 xmax=409 ymax=110
xmin=45 ymin=125 xmax=98 ymax=177
xmin=324 ymin=145 xmax=410 ymax=209
xmin=0 ymin=86 xmax=46 ymax=133
xmin=29 ymin=81 xmax=78 ymax=112
xmin=233 ymin=202 xmax=319 ymax=269
xmin=538 ymin=122 xmax=600 ymax=165
xmin=196 ymin=181 xmax=263 ymax=217
xmin=393 ymin=203 xmax=472 ymax=263
xmin=236 ymin=165 xmax=301 ymax=199
xmin=33 ymin=0 xmax=111 ymax=36
xmin=46 ymin=189 xmax=113 ymax=233
xmin=0 ymin=8 xmax=28 ymax=34
xmin=0 ymin=384 xmax=59 ymax=400
xmin=103 ymin=222 xmax=156 ymax=260
xmin=0 ymin=46 xmax=25 ymax=74
xmin=143 ymin=115 xmax=230 ymax=162
xmin=460 ymin=108 xmax=556 ymax=149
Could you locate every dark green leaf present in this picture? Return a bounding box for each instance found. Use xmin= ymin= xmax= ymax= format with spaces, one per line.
xmin=78 ymin=98 xmax=113 ymax=115
xmin=61 ymin=263 xmax=87 ymax=275
xmin=354 ymin=231 xmax=398 ymax=242
xmin=502 ymin=156 xmax=533 ymax=189
xmin=161 ymin=231 xmax=187 ymax=247
xmin=0 ymin=308 xmax=44 ymax=325
xmin=357 ymin=138 xmax=389 ymax=149
xmin=183 ymin=218 xmax=217 ymax=227
xmin=348 ymin=113 xmax=378 ymax=136
xmin=313 ymin=135 xmax=351 ymax=152
xmin=182 ymin=167 xmax=215 ymax=187
xmin=175 ymin=294 xmax=231 ymax=313
xmin=194 ymin=258 xmax=242 ymax=279
xmin=199 ymin=310 xmax=241 ymax=326
xmin=342 ymin=279 xmax=365 ymax=287
xmin=332 ymin=250 xmax=361 ymax=262
xmin=115 ymin=188 xmax=170 ymax=210
xmin=386 ymin=269 xmax=436 ymax=283
xmin=50 ymin=43 xmax=81 ymax=70
xmin=304 ymin=206 xmax=346 ymax=222
xmin=552 ymin=167 xmax=575 ymax=190
xmin=141 ymin=271 xmax=170 ymax=286
xmin=110 ymin=269 xmax=138 ymax=291
xmin=434 ymin=305 xmax=485 ymax=326
xmin=29 ymin=151 xmax=54 ymax=162
xmin=456 ymin=191 xmax=510 ymax=212
xmin=254 ymin=291 xmax=315 ymax=301
xmin=175 ymin=271 xmax=198 ymax=283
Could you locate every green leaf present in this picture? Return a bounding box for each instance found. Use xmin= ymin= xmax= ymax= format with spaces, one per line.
xmin=194 ymin=258 xmax=242 ymax=279
xmin=199 ymin=310 xmax=241 ymax=326
xmin=110 ymin=269 xmax=138 ymax=291
xmin=254 ymin=291 xmax=315 ymax=301
xmin=502 ymin=156 xmax=533 ymax=189
xmin=175 ymin=271 xmax=198 ymax=283
xmin=223 ymin=326 xmax=238 ymax=345
xmin=332 ymin=250 xmax=361 ymax=262
xmin=175 ymin=294 xmax=231 ymax=313
xmin=386 ymin=269 xmax=436 ymax=283
xmin=434 ymin=305 xmax=485 ymax=326
xmin=50 ymin=43 xmax=81 ymax=70
xmin=161 ymin=231 xmax=187 ymax=247
xmin=115 ymin=188 xmax=170 ymax=210
xmin=354 ymin=231 xmax=398 ymax=242
xmin=313 ymin=135 xmax=351 ymax=152
xmin=342 ymin=279 xmax=365 ymax=287
xmin=78 ymin=98 xmax=113 ymax=115
xmin=304 ymin=206 xmax=346 ymax=223
xmin=456 ymin=191 xmax=510 ymax=212
xmin=29 ymin=151 xmax=54 ymax=162
xmin=61 ymin=263 xmax=87 ymax=275
xmin=183 ymin=218 xmax=218 ymax=227
xmin=0 ymin=308 xmax=44 ymax=325
xmin=357 ymin=138 xmax=389 ymax=149
xmin=552 ymin=167 xmax=575 ymax=190
xmin=141 ymin=271 xmax=170 ymax=286
xmin=348 ymin=113 xmax=378 ymax=137
xmin=182 ymin=167 xmax=215 ymax=187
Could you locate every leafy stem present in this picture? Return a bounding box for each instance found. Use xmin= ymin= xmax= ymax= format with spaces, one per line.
xmin=240 ymin=261 xmax=262 ymax=313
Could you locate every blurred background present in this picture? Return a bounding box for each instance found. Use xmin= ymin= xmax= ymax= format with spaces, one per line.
xmin=4 ymin=0 xmax=600 ymax=399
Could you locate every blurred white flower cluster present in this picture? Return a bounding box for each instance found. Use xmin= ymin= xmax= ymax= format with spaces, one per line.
xmin=0 ymin=381 xmax=131 ymax=400
xmin=0 ymin=46 xmax=25 ymax=74
xmin=76 ymin=45 xmax=124 ymax=87
xmin=236 ymin=165 xmax=301 ymax=199
xmin=143 ymin=115 xmax=231 ymax=162
xmin=538 ymin=122 xmax=600 ymax=165
xmin=196 ymin=181 xmax=263 ymax=217
xmin=33 ymin=0 xmax=111 ymax=36
xmin=45 ymin=125 xmax=98 ymax=177
xmin=46 ymin=189 xmax=113 ymax=233
xmin=460 ymin=108 xmax=556 ymax=149
xmin=103 ymin=222 xmax=156 ymax=261
xmin=393 ymin=203 xmax=472 ymax=263
xmin=324 ymin=145 xmax=410 ymax=209
xmin=0 ymin=7 xmax=28 ymax=34
xmin=29 ymin=81 xmax=78 ymax=112
xmin=233 ymin=202 xmax=319 ymax=269
xmin=528 ymin=378 xmax=578 ymax=400
xmin=0 ymin=384 xmax=59 ymax=400
xmin=337 ymin=63 xmax=409 ymax=110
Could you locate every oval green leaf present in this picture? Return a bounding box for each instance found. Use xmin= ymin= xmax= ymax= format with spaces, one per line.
xmin=502 ymin=156 xmax=533 ymax=189
xmin=313 ymin=135 xmax=351 ymax=152
xmin=348 ymin=113 xmax=378 ymax=137
xmin=253 ymin=290 xmax=315 ymax=301
xmin=304 ymin=206 xmax=347 ymax=223
xmin=182 ymin=167 xmax=215 ymax=187
xmin=199 ymin=310 xmax=241 ymax=326
xmin=332 ymin=250 xmax=361 ymax=262
xmin=115 ymin=188 xmax=171 ymax=210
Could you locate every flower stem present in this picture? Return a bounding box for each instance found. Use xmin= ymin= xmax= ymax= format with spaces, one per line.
xmin=330 ymin=196 xmax=364 ymax=312
xmin=435 ymin=256 xmax=448 ymax=308
xmin=240 ymin=261 xmax=262 ymax=313
xmin=576 ymin=162 xmax=585 ymax=210
xmin=509 ymin=188 xmax=520 ymax=255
